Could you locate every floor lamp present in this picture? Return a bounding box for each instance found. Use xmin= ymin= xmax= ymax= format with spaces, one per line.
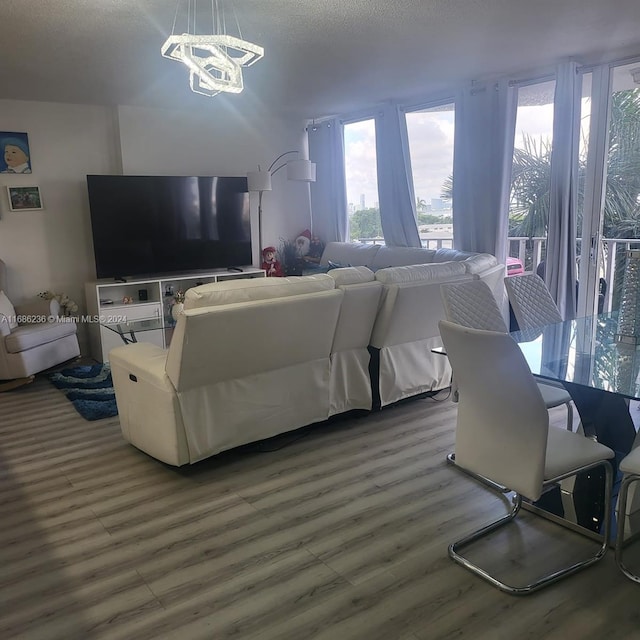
xmin=247 ymin=151 xmax=316 ymax=257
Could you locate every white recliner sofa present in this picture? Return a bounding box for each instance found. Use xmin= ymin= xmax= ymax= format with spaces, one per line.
xmin=320 ymin=243 xmax=505 ymax=407
xmin=109 ymin=272 xmax=382 ymax=466
xmin=0 ymin=259 xmax=80 ymax=381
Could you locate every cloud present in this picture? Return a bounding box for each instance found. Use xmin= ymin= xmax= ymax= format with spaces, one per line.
xmin=406 ymin=110 xmax=455 ymax=202
xmin=344 ymin=108 xmax=456 ymax=208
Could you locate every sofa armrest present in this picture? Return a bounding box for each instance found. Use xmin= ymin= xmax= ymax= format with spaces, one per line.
xmin=109 ymin=342 xmax=173 ymax=391
xmin=14 ymin=298 xmax=61 ymax=319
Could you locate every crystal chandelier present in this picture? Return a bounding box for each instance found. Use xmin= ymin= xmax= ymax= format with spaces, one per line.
xmin=162 ymin=0 xmax=264 ymax=97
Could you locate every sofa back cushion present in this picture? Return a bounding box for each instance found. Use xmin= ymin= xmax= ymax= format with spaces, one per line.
xmin=320 ymin=242 xmax=381 ymax=268
xmin=184 ymin=274 xmax=335 ymax=309
xmin=462 ymin=253 xmax=498 ymax=274
xmin=375 ymin=261 xmax=468 ymax=284
xmin=432 ymin=248 xmax=475 ymax=262
xmin=166 ymin=289 xmax=343 ymax=390
xmin=327 ymin=266 xmax=375 ymax=286
xmin=370 ymin=246 xmax=436 ymax=269
xmin=371 ymin=263 xmax=473 ymax=348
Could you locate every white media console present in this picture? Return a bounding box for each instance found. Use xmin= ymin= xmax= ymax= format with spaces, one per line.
xmin=85 ymin=268 xmax=266 ymax=362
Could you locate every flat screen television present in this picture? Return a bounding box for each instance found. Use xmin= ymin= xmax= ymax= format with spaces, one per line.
xmin=86 ymin=175 xmax=252 ymax=279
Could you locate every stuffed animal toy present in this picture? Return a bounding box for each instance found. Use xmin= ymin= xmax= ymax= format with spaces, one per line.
xmin=295 ymin=229 xmax=312 ymax=257
xmin=261 ymin=246 xmax=284 ymax=277
xmin=295 ymin=229 xmax=325 ymax=264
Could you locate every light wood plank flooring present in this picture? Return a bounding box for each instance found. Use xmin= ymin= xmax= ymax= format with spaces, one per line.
xmin=1 ymin=377 xmax=639 ymax=639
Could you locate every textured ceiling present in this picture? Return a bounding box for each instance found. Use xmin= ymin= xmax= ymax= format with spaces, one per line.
xmin=2 ymin=0 xmax=640 ymax=118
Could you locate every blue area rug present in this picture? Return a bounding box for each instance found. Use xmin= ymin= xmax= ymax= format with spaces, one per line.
xmin=49 ymin=364 xmax=118 ymax=421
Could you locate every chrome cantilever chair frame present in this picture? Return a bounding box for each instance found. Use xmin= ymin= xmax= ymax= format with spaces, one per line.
xmin=439 ymin=320 xmax=614 ymax=595
xmin=615 ymin=448 xmax=640 ymax=584
xmin=450 ymin=460 xmax=613 ymax=595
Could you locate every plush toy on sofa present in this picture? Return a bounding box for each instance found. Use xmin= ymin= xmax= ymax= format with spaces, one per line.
xmin=295 ymin=229 xmax=325 ymax=265
xmin=261 ymin=246 xmax=284 ymax=277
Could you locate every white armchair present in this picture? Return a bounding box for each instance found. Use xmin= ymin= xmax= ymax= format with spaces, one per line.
xmin=0 ymin=259 xmax=80 ymax=383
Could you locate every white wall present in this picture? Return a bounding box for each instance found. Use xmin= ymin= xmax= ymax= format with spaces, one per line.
xmin=0 ymin=100 xmax=120 ymax=352
xmin=0 ymin=99 xmax=312 ymax=355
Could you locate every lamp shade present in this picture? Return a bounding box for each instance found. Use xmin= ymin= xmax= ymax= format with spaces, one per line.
xmin=247 ymin=170 xmax=272 ymax=192
xmin=286 ymin=158 xmax=316 ymax=182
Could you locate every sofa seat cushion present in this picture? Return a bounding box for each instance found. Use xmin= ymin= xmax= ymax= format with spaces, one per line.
xmin=375 ymin=261 xmax=468 ymax=284
xmin=328 ymin=266 xmax=375 ymax=286
xmin=5 ymin=319 xmax=77 ymax=353
xmin=184 ymin=274 xmax=335 ymax=309
xmin=370 ymin=246 xmax=436 ymax=269
xmin=463 ymin=253 xmax=499 ymax=274
xmin=320 ymin=241 xmax=381 ymax=267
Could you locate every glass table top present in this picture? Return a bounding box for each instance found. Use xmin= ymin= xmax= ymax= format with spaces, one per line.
xmin=101 ymin=316 xmax=175 ymax=344
xmin=102 ymin=317 xmax=171 ymax=334
xmin=511 ymin=312 xmax=640 ymax=401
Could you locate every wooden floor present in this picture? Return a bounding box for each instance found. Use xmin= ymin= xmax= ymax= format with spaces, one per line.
xmin=1 ymin=377 xmax=640 ymax=640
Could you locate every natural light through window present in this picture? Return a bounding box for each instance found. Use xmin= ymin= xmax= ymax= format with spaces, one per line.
xmin=405 ymin=103 xmax=455 ymax=249
xmin=343 ymin=119 xmax=381 ymax=242
xmin=509 ymin=80 xmax=556 ymax=271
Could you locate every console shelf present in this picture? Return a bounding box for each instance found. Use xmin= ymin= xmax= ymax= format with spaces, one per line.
xmin=85 ymin=268 xmax=265 ymax=362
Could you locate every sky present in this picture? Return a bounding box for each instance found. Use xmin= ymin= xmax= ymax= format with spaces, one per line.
xmin=343 ymin=88 xmax=564 ymax=211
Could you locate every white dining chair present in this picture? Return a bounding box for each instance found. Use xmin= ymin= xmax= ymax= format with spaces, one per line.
xmin=615 ymin=446 xmax=640 ymax=584
xmin=439 ymin=320 xmax=614 ymax=594
xmin=441 ymin=280 xmax=574 ymax=431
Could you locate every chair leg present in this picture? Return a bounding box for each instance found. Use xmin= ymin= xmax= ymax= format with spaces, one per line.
xmin=449 ymin=460 xmax=613 ymax=595
xmin=565 ymin=401 xmax=574 ymax=432
xmin=615 ymin=473 xmax=640 ymax=584
xmin=446 ymin=452 xmax=509 ymax=494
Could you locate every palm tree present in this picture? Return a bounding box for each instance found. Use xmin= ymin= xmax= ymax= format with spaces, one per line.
xmin=440 ymin=88 xmax=640 ymax=242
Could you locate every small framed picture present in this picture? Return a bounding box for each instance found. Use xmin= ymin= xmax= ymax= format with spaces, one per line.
xmin=0 ymin=132 xmax=32 ymax=174
xmin=7 ymin=186 xmax=43 ymax=211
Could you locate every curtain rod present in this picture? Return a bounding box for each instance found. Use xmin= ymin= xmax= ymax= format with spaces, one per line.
xmin=508 ymin=73 xmax=555 ymax=88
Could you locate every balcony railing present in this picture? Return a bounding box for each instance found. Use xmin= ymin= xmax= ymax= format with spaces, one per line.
xmin=358 ymin=235 xmax=640 ymax=314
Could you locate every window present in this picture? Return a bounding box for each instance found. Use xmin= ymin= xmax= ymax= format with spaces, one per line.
xmin=405 ymin=102 xmax=455 ymax=249
xmin=343 ymin=119 xmax=381 ymax=242
xmin=508 ymin=79 xmax=556 ymax=273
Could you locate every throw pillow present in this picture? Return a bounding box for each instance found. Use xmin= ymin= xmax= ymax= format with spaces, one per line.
xmin=327 ymin=260 xmax=353 ymax=269
xmin=0 ymin=290 xmax=18 ymax=329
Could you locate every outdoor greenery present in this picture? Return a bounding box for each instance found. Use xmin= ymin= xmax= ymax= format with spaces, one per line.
xmin=439 ymin=89 xmax=640 ymax=241
xmin=349 ymin=207 xmax=451 ymax=241
xmin=349 ymin=207 xmax=383 ymax=240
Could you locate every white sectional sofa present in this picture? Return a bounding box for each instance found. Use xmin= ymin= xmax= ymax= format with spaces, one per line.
xmin=321 ymin=242 xmax=505 ymax=407
xmin=110 ymin=244 xmax=504 ymax=466
xmin=110 ymin=271 xmax=383 ymax=466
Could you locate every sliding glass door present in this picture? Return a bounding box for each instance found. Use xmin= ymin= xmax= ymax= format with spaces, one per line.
xmin=578 ymin=60 xmax=640 ymax=318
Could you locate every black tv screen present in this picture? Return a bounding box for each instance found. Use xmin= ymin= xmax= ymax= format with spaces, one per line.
xmin=86 ymin=175 xmax=252 ymax=279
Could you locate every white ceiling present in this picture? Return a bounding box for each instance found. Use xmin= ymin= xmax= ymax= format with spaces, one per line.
xmin=2 ymin=0 xmax=640 ymax=119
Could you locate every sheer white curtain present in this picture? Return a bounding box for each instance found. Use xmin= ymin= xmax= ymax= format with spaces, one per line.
xmin=374 ymin=104 xmax=421 ymax=247
xmin=546 ymin=62 xmax=580 ymax=320
xmin=452 ymin=80 xmax=517 ymax=264
xmin=308 ymin=119 xmax=348 ymax=243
